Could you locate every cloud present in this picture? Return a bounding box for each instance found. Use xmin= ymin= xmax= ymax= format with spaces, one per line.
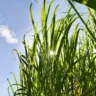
xmin=0 ymin=25 xmax=18 ymax=44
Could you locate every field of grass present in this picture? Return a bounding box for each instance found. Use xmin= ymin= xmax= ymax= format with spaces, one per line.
xmin=7 ymin=0 xmax=96 ymax=96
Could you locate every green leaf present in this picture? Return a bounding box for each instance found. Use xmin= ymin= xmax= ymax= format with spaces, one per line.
xmin=41 ymin=0 xmax=46 ymax=27
xmin=50 ymin=5 xmax=59 ymax=49
xmin=30 ymin=3 xmax=37 ymax=34
xmin=7 ymin=79 xmax=14 ymax=94
xmin=10 ymin=72 xmax=18 ymax=89
xmin=72 ymin=0 xmax=96 ymax=10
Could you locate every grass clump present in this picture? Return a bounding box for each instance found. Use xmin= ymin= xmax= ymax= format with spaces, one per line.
xmin=8 ymin=0 xmax=96 ymax=96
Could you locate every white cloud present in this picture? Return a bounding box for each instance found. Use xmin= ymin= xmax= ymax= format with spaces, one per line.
xmin=0 ymin=25 xmax=18 ymax=44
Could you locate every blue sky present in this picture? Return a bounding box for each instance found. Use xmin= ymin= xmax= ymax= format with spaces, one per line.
xmin=0 ymin=0 xmax=88 ymax=96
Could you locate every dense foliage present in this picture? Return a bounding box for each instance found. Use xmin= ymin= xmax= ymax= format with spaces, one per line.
xmin=8 ymin=0 xmax=96 ymax=96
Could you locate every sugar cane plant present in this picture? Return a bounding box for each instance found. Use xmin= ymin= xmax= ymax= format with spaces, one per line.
xmin=8 ymin=0 xmax=96 ymax=95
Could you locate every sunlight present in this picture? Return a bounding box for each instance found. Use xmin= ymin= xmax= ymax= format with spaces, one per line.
xmin=50 ymin=50 xmax=55 ymax=56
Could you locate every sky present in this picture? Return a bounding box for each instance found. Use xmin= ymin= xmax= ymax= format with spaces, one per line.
xmin=0 ymin=0 xmax=87 ymax=96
